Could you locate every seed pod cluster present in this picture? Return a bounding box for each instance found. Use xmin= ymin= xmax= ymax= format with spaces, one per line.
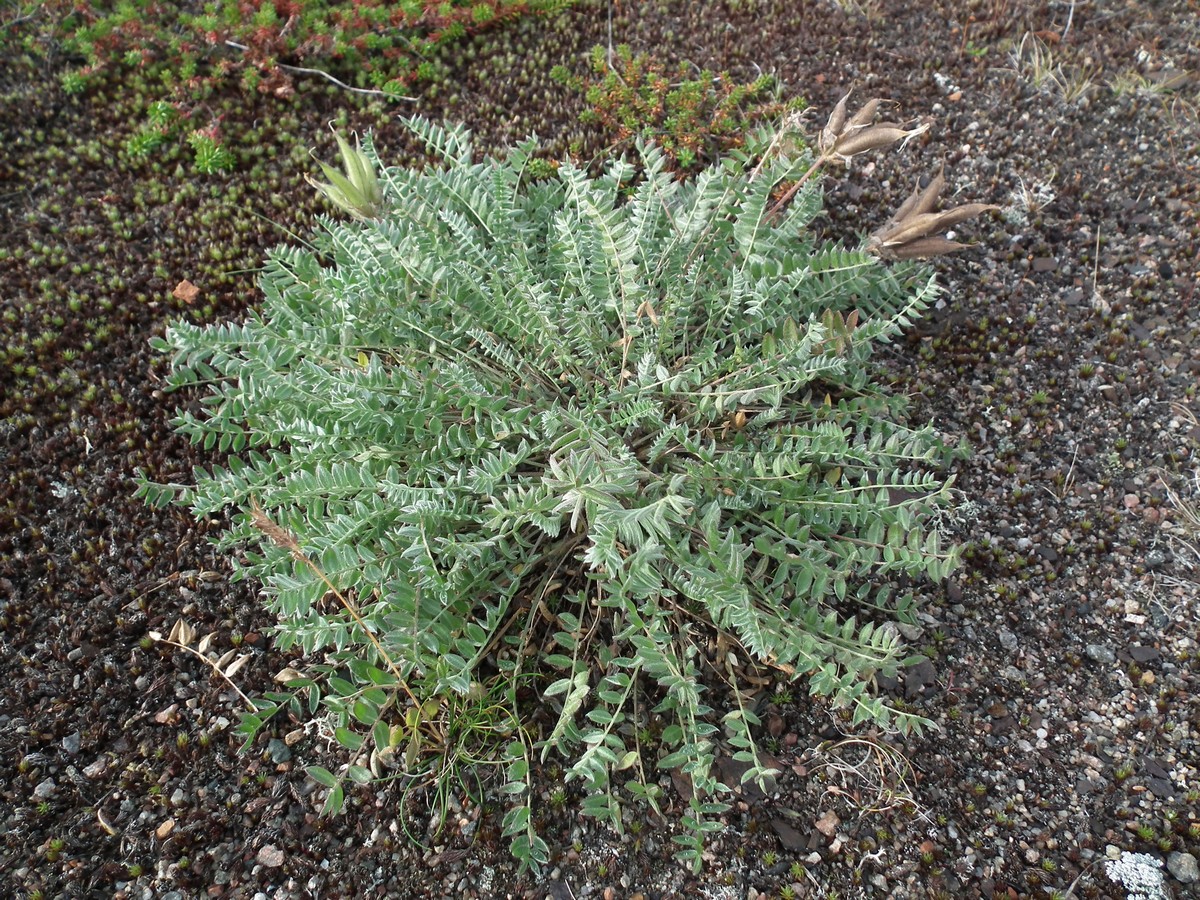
xmin=867 ymin=164 xmax=999 ymax=260
xmin=818 ymin=90 xmax=930 ymax=163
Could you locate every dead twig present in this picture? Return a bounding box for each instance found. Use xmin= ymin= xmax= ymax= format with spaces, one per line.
xmin=148 ymin=619 xmax=256 ymax=711
xmin=224 ymin=40 xmax=416 ymax=100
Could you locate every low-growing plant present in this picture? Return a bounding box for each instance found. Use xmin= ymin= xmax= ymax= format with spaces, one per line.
xmin=21 ymin=0 xmax=574 ymax=102
xmin=59 ymin=68 xmax=88 ymax=94
xmin=188 ymin=128 xmax=236 ymax=175
xmin=124 ymin=100 xmax=182 ymax=162
xmin=552 ymin=44 xmax=801 ymax=171
xmin=13 ymin=0 xmax=575 ymax=174
xmin=140 ymin=104 xmax=985 ymax=871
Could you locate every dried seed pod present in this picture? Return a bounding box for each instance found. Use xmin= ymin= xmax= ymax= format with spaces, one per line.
xmin=888 ymin=164 xmax=946 ymax=226
xmin=845 ymin=97 xmax=883 ymax=131
xmin=869 ymin=236 xmax=971 ymax=260
xmin=820 ymin=90 xmax=854 ymax=154
xmin=868 ymin=165 xmax=999 ymax=260
xmin=833 ymin=123 xmax=926 ymax=160
xmin=884 ymin=203 xmax=1001 ymax=245
xmin=819 ymin=92 xmax=923 ymax=163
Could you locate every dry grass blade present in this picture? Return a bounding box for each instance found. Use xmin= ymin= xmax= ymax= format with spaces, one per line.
xmin=1156 ymin=403 xmax=1200 ymax=541
xmin=1008 ymin=32 xmax=1099 ymax=105
xmin=807 ymin=735 xmax=924 ymax=817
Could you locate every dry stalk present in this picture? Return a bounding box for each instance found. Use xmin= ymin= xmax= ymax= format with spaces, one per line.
xmin=149 ymin=620 xmax=256 ymax=711
xmin=224 ymin=39 xmax=415 ymax=99
xmin=247 ymin=495 xmax=419 ymax=706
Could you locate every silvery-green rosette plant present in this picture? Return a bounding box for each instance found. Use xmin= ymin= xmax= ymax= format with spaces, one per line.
xmin=140 ymin=107 xmax=979 ymax=873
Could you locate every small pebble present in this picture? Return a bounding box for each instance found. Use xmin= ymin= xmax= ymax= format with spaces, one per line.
xmin=1085 ymin=644 xmax=1115 ymax=665
xmin=33 ymin=778 xmax=56 ymax=799
xmin=267 ymin=738 xmax=292 ymax=764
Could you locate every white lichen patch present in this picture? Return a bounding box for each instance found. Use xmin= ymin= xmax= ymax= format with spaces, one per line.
xmin=1105 ymin=851 xmax=1170 ymax=900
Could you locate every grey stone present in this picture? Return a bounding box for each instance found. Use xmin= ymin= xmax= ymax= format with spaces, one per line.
xmin=1142 ymin=759 xmax=1172 ymax=780
xmin=904 ymin=656 xmax=937 ymax=698
xmin=1085 ymin=644 xmax=1115 ymax=665
xmin=267 ymin=738 xmax=292 ymax=764
xmin=770 ymin=817 xmax=806 ymax=851
xmin=1145 ymin=777 xmax=1176 ymax=798
xmin=1129 ymin=645 xmax=1160 ymax=663
xmin=1167 ymin=851 xmax=1198 ymax=884
xmin=999 ymin=628 xmax=1018 ymax=651
xmin=33 ymin=778 xmax=56 ymax=799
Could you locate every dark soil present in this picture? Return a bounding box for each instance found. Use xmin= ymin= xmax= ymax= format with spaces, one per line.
xmin=2 ymin=1 xmax=1198 ymax=899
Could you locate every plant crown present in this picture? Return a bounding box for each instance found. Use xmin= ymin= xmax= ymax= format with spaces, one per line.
xmin=140 ymin=116 xmax=960 ymax=872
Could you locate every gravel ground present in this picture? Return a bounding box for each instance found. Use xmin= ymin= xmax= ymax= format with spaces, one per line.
xmin=1 ymin=1 xmax=1198 ymax=898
